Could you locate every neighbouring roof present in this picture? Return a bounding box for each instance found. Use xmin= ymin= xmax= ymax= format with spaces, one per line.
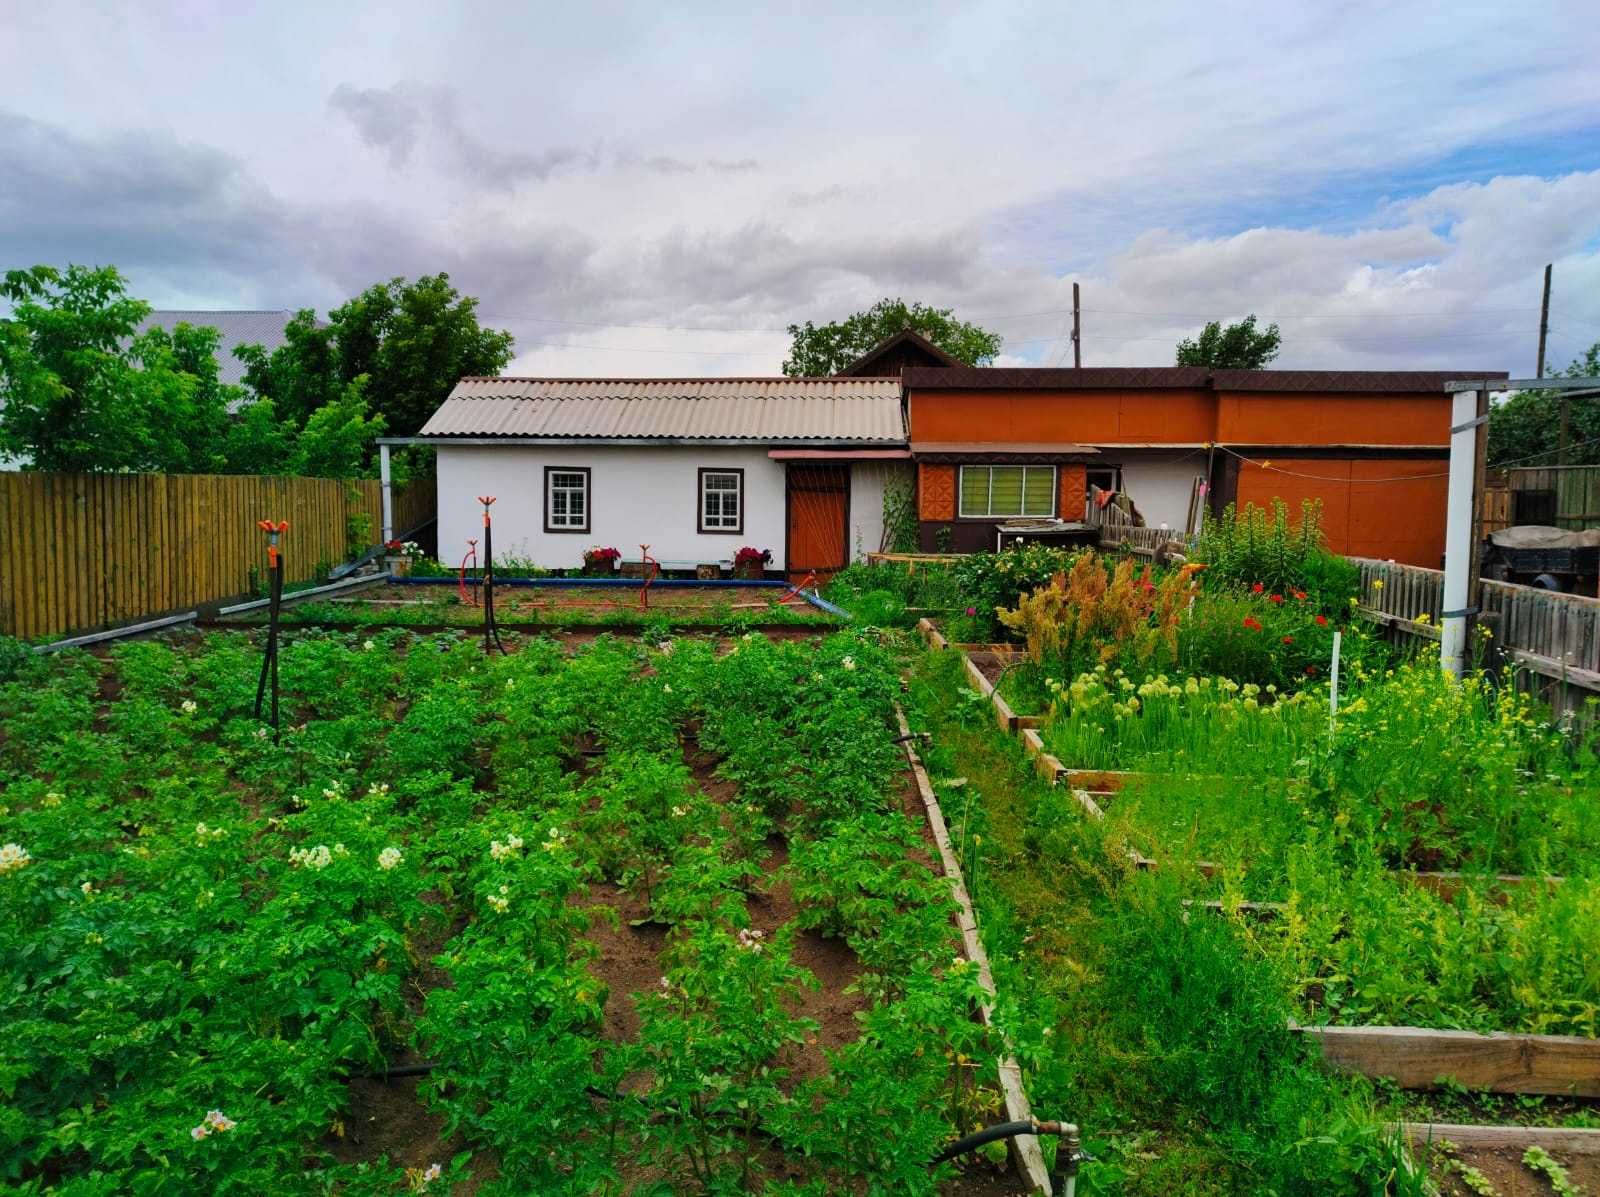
xmin=840 ymin=328 xmax=964 ymax=376
xmin=902 ymin=367 xmax=1511 ymax=393
xmin=138 ymin=310 xmax=299 ymax=386
xmin=418 ymin=377 xmax=907 ymax=443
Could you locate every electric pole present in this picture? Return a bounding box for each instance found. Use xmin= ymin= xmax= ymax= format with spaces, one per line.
xmin=1540 ymin=264 xmax=1567 ymax=464
xmin=1072 ymin=282 xmax=1081 ymax=368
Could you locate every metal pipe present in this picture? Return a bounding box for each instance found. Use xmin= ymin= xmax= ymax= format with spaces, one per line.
xmin=1440 ymin=387 xmax=1480 ymax=677
xmin=31 ymin=610 xmax=199 ymax=654
xmin=379 ymin=442 xmax=394 ymax=546
xmin=386 ymin=575 xmax=788 ymax=590
xmin=218 ymin=574 xmax=384 ymax=615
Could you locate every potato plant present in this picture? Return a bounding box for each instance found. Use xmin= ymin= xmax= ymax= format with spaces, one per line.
xmin=1 ymin=626 xmax=1000 ymax=1195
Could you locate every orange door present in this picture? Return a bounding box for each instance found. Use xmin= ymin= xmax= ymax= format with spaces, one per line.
xmin=786 ymin=464 xmax=849 ymax=582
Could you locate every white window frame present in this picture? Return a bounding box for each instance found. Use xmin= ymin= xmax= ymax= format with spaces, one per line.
xmin=957 ymin=464 xmax=1057 ymax=519
xmin=544 ymin=467 xmax=591 ymax=533
xmin=698 ymin=468 xmax=744 ymax=534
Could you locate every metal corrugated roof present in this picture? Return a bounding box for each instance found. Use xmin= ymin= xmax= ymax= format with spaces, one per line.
xmin=138 ymin=310 xmax=301 ymax=386
xmin=419 ymin=377 xmax=906 ymax=442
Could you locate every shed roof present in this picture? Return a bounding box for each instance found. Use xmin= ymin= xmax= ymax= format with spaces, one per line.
xmin=419 ymin=376 xmax=906 ymax=443
xmin=138 ymin=310 xmax=299 ymax=386
xmin=902 ymin=367 xmax=1509 ymax=393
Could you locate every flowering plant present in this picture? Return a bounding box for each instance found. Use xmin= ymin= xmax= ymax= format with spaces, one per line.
xmin=733 ymin=546 xmax=772 ymax=567
xmin=583 ymin=545 xmax=621 ymax=564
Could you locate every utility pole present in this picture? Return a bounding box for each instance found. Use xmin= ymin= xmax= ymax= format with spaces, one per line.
xmin=1071 ymin=282 xmax=1081 ymax=369
xmin=1540 ymin=263 xmax=1568 ymax=464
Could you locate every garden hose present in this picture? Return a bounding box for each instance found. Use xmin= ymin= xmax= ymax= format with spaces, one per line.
xmin=931 ymin=1118 xmax=1086 ymax=1196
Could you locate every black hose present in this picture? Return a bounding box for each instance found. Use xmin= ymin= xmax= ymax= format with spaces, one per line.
xmin=929 ymin=1120 xmax=1036 ymax=1166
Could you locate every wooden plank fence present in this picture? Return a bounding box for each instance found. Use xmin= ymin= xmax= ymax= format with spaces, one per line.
xmin=0 ymin=472 xmax=435 ymax=640
xmin=1353 ymin=556 xmax=1600 ymax=696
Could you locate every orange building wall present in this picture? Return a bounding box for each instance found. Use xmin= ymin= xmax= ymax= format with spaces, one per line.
xmin=918 ymin=463 xmax=956 ymax=520
xmin=1057 ymin=464 xmax=1087 ymax=521
xmin=1232 ymin=458 xmax=1448 ymax=567
xmin=911 ymin=390 xmax=1214 ymax=444
xmin=1216 ymin=392 xmax=1450 ymax=446
xmin=912 ymin=389 xmax=1451 ymax=448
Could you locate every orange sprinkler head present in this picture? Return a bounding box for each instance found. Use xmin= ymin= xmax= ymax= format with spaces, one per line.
xmin=257 ymin=519 xmax=290 ymax=534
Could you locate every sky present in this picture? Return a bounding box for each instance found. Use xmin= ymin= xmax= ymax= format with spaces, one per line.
xmin=2 ymin=1 xmax=1599 ymax=379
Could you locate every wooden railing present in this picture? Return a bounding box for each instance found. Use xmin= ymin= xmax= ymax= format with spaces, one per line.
xmin=1353 ymin=557 xmax=1600 ymax=689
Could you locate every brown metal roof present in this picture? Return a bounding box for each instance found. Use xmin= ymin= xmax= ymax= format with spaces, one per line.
xmin=419 ymin=376 xmax=906 ymax=442
xmin=903 ymin=367 xmax=1509 ymax=393
xmin=909 ymin=441 xmax=1100 ymax=456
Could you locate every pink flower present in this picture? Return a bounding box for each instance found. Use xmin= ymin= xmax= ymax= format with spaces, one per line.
xmin=965 ymin=606 xmax=977 ymax=617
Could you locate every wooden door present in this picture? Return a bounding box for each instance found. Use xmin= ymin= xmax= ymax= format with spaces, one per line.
xmin=786 ymin=464 xmax=849 ymax=582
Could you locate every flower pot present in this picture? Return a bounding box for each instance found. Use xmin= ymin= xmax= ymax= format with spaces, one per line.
xmin=387 ymin=556 xmax=411 ymax=577
xmin=733 ymin=563 xmax=764 ymax=580
xmin=582 ymin=560 xmax=615 ymax=577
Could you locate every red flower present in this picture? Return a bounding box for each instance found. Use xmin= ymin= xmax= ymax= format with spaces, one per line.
xmin=1269 ymin=594 xmax=1285 ymax=605
xmin=1282 ymin=635 xmax=1294 ymax=645
xmin=1243 ymin=616 xmax=1263 ymax=632
xmin=1305 ymin=664 xmax=1319 ymax=676
xmin=1292 ymin=589 xmax=1308 ymax=601
xmin=1315 ymin=614 xmax=1328 ymax=627
xmin=1251 ymin=582 xmax=1264 ymax=594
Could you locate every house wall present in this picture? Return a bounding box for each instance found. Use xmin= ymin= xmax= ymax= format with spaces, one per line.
xmin=435 ymin=444 xmax=788 ymax=570
xmin=1112 ymin=452 xmax=1206 ymax=529
xmin=847 ymin=460 xmax=896 ymax=557
xmin=1233 ymin=456 xmax=1448 ymax=567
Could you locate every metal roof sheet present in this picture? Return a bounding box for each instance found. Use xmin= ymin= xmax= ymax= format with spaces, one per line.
xmin=138 ymin=310 xmax=301 ymax=386
xmin=420 ymin=377 xmax=906 ymax=442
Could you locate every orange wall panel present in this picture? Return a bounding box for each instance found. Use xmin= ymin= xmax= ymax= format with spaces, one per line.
xmin=911 ymin=390 xmax=1214 ymax=445
xmin=1058 ymin=464 xmax=1087 ymax=521
xmin=1216 ymin=393 xmax=1449 ymax=446
xmin=1233 ymin=457 xmax=1446 ymax=566
xmin=918 ymin=463 xmax=955 ymax=520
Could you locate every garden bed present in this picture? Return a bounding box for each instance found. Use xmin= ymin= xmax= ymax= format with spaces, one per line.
xmin=0 ymin=627 xmax=1029 ymax=1194
xmin=218 ymin=581 xmax=841 ymax=632
xmin=907 ymin=646 xmax=1600 ymax=1195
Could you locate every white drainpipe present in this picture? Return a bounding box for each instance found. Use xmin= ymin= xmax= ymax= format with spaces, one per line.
xmin=1439 ymin=387 xmax=1482 ymax=678
xmin=379 ymin=442 xmax=394 ymax=546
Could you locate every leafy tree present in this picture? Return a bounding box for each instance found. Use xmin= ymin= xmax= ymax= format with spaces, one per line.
xmin=0 ymin=265 xmax=167 ymax=471
xmin=1175 ymin=314 xmax=1282 ymax=370
xmin=782 ymin=298 xmax=1001 ymax=376
xmin=238 ymin=274 xmax=515 ymax=441
xmin=287 ymin=378 xmax=387 ymax=479
xmin=1487 ymin=342 xmax=1600 ymax=468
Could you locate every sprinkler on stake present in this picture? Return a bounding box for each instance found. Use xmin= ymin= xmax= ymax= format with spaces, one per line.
xmin=477 ymin=497 xmax=505 ymax=654
xmin=253 ymin=520 xmax=289 ymax=740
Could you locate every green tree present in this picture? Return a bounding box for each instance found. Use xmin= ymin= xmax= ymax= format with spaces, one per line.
xmin=1487 ymin=342 xmax=1600 ymax=468
xmin=0 ymin=265 xmax=278 ymax=473
xmin=0 ymin=265 xmax=163 ymax=471
xmin=782 ymin=298 xmax=1002 ymax=376
xmin=287 ymin=378 xmax=387 ymax=479
xmin=1175 ymin=314 xmax=1282 ymax=369
xmin=238 ymin=273 xmax=515 ymax=440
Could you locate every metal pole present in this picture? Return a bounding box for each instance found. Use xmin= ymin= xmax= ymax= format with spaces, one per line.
xmin=253 ymin=520 xmax=289 ymax=737
xmin=1440 ymin=390 xmax=1483 ymax=677
xmin=379 ymin=442 xmax=394 ymax=545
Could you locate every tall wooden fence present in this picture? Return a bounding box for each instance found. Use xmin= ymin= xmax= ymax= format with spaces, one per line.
xmin=1353 ymin=556 xmax=1600 ymax=697
xmin=0 ymin=472 xmax=435 ymax=640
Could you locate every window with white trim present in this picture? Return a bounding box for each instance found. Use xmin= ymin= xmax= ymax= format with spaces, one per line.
xmin=545 ymin=468 xmax=590 ymax=532
xmin=698 ymin=469 xmax=743 ymax=533
xmin=958 ymin=465 xmax=1056 ymax=518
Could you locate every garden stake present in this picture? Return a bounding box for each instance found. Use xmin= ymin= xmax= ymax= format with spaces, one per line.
xmin=478 ymin=497 xmax=505 ymax=655
xmin=1329 ymin=629 xmax=1342 ymax=735
xmin=252 ymin=520 xmax=289 ymax=741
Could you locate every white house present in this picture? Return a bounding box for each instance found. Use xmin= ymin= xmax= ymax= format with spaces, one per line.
xmin=388 ymin=376 xmax=909 ymax=578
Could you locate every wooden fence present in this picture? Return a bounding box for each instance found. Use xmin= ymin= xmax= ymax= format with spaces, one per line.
xmin=1353 ymin=556 xmax=1600 ymax=694
xmin=0 ymin=472 xmax=435 ymax=640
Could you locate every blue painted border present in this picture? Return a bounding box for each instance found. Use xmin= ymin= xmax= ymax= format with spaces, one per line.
xmin=387 ymin=575 xmax=788 ymax=590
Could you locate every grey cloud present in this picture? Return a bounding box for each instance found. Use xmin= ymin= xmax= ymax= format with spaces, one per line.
xmin=329 ymin=83 xmax=758 ymax=187
xmin=327 ymin=83 xmax=427 ymax=168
